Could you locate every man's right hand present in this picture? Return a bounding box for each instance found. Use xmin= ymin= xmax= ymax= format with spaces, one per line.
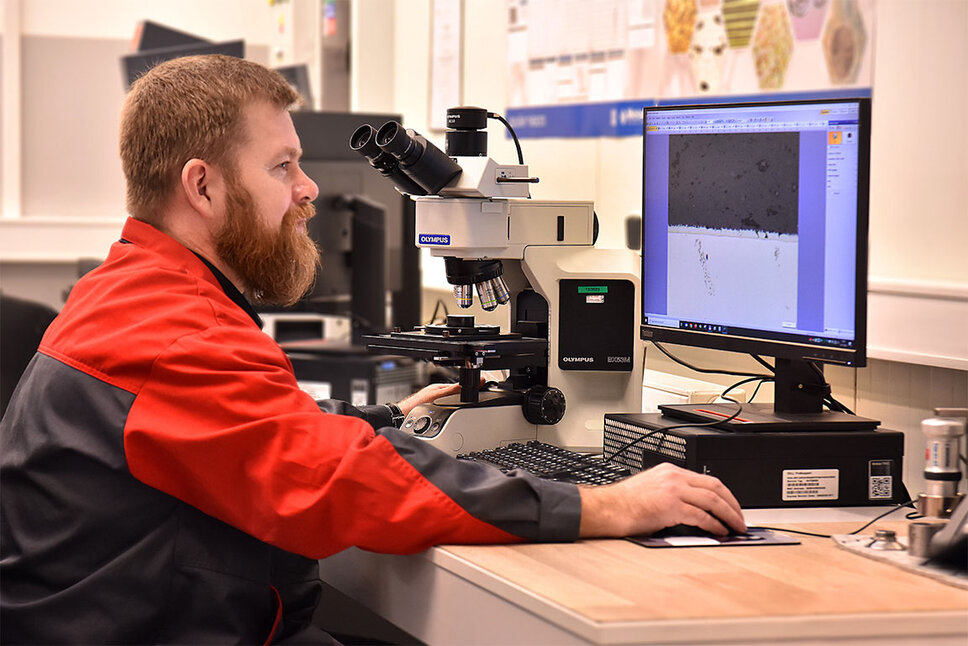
xmin=577 ymin=462 xmax=746 ymax=538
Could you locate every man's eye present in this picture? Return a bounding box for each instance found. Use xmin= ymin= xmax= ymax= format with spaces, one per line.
xmin=279 ymin=162 xmax=291 ymax=171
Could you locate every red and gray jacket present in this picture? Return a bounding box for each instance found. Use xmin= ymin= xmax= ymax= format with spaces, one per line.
xmin=1 ymin=217 xmax=580 ymax=644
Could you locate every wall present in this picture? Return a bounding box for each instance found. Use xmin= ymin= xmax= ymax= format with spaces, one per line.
xmin=0 ymin=0 xmax=277 ymax=307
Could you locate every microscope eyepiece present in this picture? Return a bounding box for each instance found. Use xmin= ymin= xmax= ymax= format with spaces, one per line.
xmin=349 ymin=124 xmax=428 ymax=196
xmin=349 ymin=124 xmax=380 ymax=157
xmin=374 ymin=121 xmax=462 ymax=195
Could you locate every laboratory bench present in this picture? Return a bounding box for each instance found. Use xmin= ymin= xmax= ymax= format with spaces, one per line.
xmin=317 ymin=507 xmax=968 ymax=645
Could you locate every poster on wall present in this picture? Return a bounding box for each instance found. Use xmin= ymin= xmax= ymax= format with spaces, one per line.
xmin=506 ymin=0 xmax=874 ymax=137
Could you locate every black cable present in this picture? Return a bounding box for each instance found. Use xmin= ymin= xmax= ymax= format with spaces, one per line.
xmin=750 ymin=354 xmax=775 ymax=373
xmin=747 ymin=378 xmax=769 ymax=403
xmin=488 ymin=112 xmax=524 ymax=165
xmin=428 ymin=298 xmax=448 ymax=325
xmin=757 ymin=499 xmax=917 ymax=539
xmin=652 ymin=341 xmax=772 ymax=379
xmin=604 ymin=399 xmax=746 ymax=468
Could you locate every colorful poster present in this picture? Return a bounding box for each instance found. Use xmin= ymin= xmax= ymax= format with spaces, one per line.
xmin=506 ymin=0 xmax=874 ymax=137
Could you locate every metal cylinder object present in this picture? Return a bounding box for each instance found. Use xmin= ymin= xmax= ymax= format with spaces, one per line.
xmin=475 ymin=280 xmax=498 ymax=311
xmin=922 ymin=417 xmax=965 ymax=497
xmin=908 ymin=521 xmax=945 ymax=559
xmin=917 ymin=414 xmax=966 ymax=518
xmin=491 ymin=275 xmax=511 ymax=306
xmin=453 ymin=284 xmax=473 ymax=309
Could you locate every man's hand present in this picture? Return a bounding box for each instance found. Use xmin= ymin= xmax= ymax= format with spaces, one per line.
xmin=396 ymin=382 xmax=462 ymax=416
xmin=578 ymin=462 xmax=746 ymax=537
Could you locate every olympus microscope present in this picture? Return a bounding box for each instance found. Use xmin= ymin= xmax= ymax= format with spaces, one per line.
xmin=350 ymin=107 xmax=642 ymax=455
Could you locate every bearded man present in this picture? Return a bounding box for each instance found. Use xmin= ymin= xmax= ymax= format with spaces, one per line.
xmin=0 ymin=55 xmax=744 ymax=644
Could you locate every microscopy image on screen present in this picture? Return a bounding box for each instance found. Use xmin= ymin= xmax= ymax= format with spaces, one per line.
xmin=663 ymin=131 xmax=802 ymax=333
xmin=669 ymin=132 xmax=800 ymax=236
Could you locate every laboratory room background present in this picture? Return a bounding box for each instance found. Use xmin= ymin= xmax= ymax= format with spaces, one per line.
xmin=1 ymin=0 xmax=966 ymax=645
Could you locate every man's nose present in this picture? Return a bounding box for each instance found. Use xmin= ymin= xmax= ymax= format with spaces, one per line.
xmin=295 ymin=167 xmax=319 ymax=204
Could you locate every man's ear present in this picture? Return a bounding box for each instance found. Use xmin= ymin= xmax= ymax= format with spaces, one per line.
xmin=180 ymin=159 xmax=221 ymax=218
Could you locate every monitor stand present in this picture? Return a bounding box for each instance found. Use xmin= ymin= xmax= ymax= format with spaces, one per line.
xmin=659 ymin=358 xmax=880 ymax=432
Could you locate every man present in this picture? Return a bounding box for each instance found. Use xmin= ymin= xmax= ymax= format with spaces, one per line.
xmin=0 ymin=55 xmax=744 ymax=644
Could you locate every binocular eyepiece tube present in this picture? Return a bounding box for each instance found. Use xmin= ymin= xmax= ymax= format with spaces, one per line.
xmin=349 ymin=124 xmax=428 ymax=196
xmin=349 ymin=120 xmax=462 ymax=196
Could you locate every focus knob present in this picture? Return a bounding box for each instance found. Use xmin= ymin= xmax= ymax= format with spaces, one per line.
xmin=523 ymin=386 xmax=566 ymax=425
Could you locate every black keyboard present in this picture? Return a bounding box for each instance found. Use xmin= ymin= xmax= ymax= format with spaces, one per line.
xmin=458 ymin=441 xmax=631 ymax=486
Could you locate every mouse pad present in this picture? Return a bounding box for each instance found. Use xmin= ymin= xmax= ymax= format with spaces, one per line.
xmin=628 ymin=527 xmax=801 ymax=548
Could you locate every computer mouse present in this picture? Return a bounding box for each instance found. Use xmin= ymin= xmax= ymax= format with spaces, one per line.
xmin=652 ymin=523 xmax=744 ymax=538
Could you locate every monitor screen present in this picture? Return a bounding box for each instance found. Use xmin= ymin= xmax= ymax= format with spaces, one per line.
xmin=640 ymin=97 xmax=871 ymax=421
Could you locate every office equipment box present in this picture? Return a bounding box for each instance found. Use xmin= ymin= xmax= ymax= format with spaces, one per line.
xmin=285 ymin=342 xmax=417 ymax=408
xmin=604 ymin=413 xmax=905 ymax=508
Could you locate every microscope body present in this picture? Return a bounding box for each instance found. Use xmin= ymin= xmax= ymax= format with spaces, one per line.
xmin=409 ymin=183 xmax=643 ymax=454
xmin=352 ymin=110 xmax=642 ymax=456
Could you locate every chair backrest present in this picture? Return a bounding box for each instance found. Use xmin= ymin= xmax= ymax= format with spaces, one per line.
xmin=1 ymin=293 xmax=59 ymax=416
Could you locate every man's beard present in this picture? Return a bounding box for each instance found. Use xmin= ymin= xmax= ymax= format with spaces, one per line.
xmin=215 ymin=177 xmax=320 ymax=307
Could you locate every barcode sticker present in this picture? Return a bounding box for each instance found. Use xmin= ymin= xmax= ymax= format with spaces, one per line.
xmin=869 ymin=476 xmax=893 ymax=500
xmin=782 ymin=469 xmax=839 ymax=501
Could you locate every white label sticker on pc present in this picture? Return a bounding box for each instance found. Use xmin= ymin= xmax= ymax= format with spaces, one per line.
xmin=782 ymin=469 xmax=839 ymax=501
xmin=350 ymin=379 xmax=369 ymax=407
xmin=298 ymin=380 xmax=332 ymax=401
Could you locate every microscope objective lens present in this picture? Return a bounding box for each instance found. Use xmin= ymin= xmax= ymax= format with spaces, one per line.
xmin=453 ymin=284 xmax=473 ymax=308
xmin=492 ymin=276 xmax=511 ymax=305
xmin=476 ymin=280 xmax=499 ymax=311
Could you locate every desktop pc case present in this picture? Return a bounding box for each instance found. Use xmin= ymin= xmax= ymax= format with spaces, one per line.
xmin=604 ymin=413 xmax=904 ymax=508
xmin=286 ymin=345 xmax=417 ymax=408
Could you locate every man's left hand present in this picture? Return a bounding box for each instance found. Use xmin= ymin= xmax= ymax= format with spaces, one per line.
xmin=396 ymin=382 xmax=462 ymax=416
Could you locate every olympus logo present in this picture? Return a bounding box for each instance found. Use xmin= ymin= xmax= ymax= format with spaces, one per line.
xmin=418 ymin=234 xmax=451 ymax=245
xmin=607 ymin=356 xmax=631 ymax=363
xmin=562 ymin=356 xmax=594 ymax=363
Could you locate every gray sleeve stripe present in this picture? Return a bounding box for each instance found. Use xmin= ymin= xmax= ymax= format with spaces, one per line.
xmin=379 ymin=428 xmax=581 ymax=542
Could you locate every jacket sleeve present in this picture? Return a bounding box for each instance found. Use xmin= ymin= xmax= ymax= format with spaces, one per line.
xmin=313 ymin=399 xmax=394 ymax=430
xmin=122 ymin=324 xmax=581 ymax=559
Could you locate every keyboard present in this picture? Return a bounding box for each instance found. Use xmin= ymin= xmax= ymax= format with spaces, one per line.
xmin=458 ymin=441 xmax=631 ymax=485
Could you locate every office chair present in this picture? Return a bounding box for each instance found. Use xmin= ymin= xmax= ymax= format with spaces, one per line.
xmin=1 ymin=292 xmax=59 ymax=416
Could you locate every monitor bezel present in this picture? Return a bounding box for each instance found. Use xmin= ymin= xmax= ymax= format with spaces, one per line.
xmin=639 ymin=96 xmax=871 ymax=369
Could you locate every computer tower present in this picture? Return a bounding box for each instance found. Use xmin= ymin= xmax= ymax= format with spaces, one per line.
xmin=287 ymin=344 xmax=418 ymax=408
xmin=604 ymin=412 xmax=905 ymax=508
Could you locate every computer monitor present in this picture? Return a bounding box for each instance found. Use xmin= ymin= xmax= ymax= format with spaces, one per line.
xmin=122 ymin=40 xmax=245 ymax=88
xmin=640 ymin=97 xmax=874 ymax=431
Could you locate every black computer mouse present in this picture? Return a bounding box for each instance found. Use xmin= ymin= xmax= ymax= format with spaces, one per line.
xmin=652 ymin=523 xmax=744 ymax=538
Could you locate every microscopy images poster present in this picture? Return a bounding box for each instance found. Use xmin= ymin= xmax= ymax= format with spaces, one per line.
xmin=506 ymin=0 xmax=875 ymax=138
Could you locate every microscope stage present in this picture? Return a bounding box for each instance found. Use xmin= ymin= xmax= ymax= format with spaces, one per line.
xmin=361 ymin=331 xmax=547 ymax=368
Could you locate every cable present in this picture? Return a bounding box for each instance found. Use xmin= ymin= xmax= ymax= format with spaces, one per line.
xmin=488 ymin=111 xmax=524 ymax=165
xmin=746 ymin=378 xmax=768 ymax=403
xmin=652 ymin=341 xmax=773 ymax=379
xmin=750 ymin=354 xmax=775 ymax=373
xmin=428 ymin=298 xmax=449 ymax=325
xmin=756 ymin=499 xmax=917 ymax=539
xmin=603 ymin=398 xmax=746 ymax=468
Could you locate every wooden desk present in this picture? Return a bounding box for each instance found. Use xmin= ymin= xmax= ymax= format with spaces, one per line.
xmin=318 ymin=511 xmax=968 ymax=645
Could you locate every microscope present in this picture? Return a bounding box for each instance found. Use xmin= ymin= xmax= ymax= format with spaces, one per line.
xmin=350 ymin=107 xmax=642 ymax=455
